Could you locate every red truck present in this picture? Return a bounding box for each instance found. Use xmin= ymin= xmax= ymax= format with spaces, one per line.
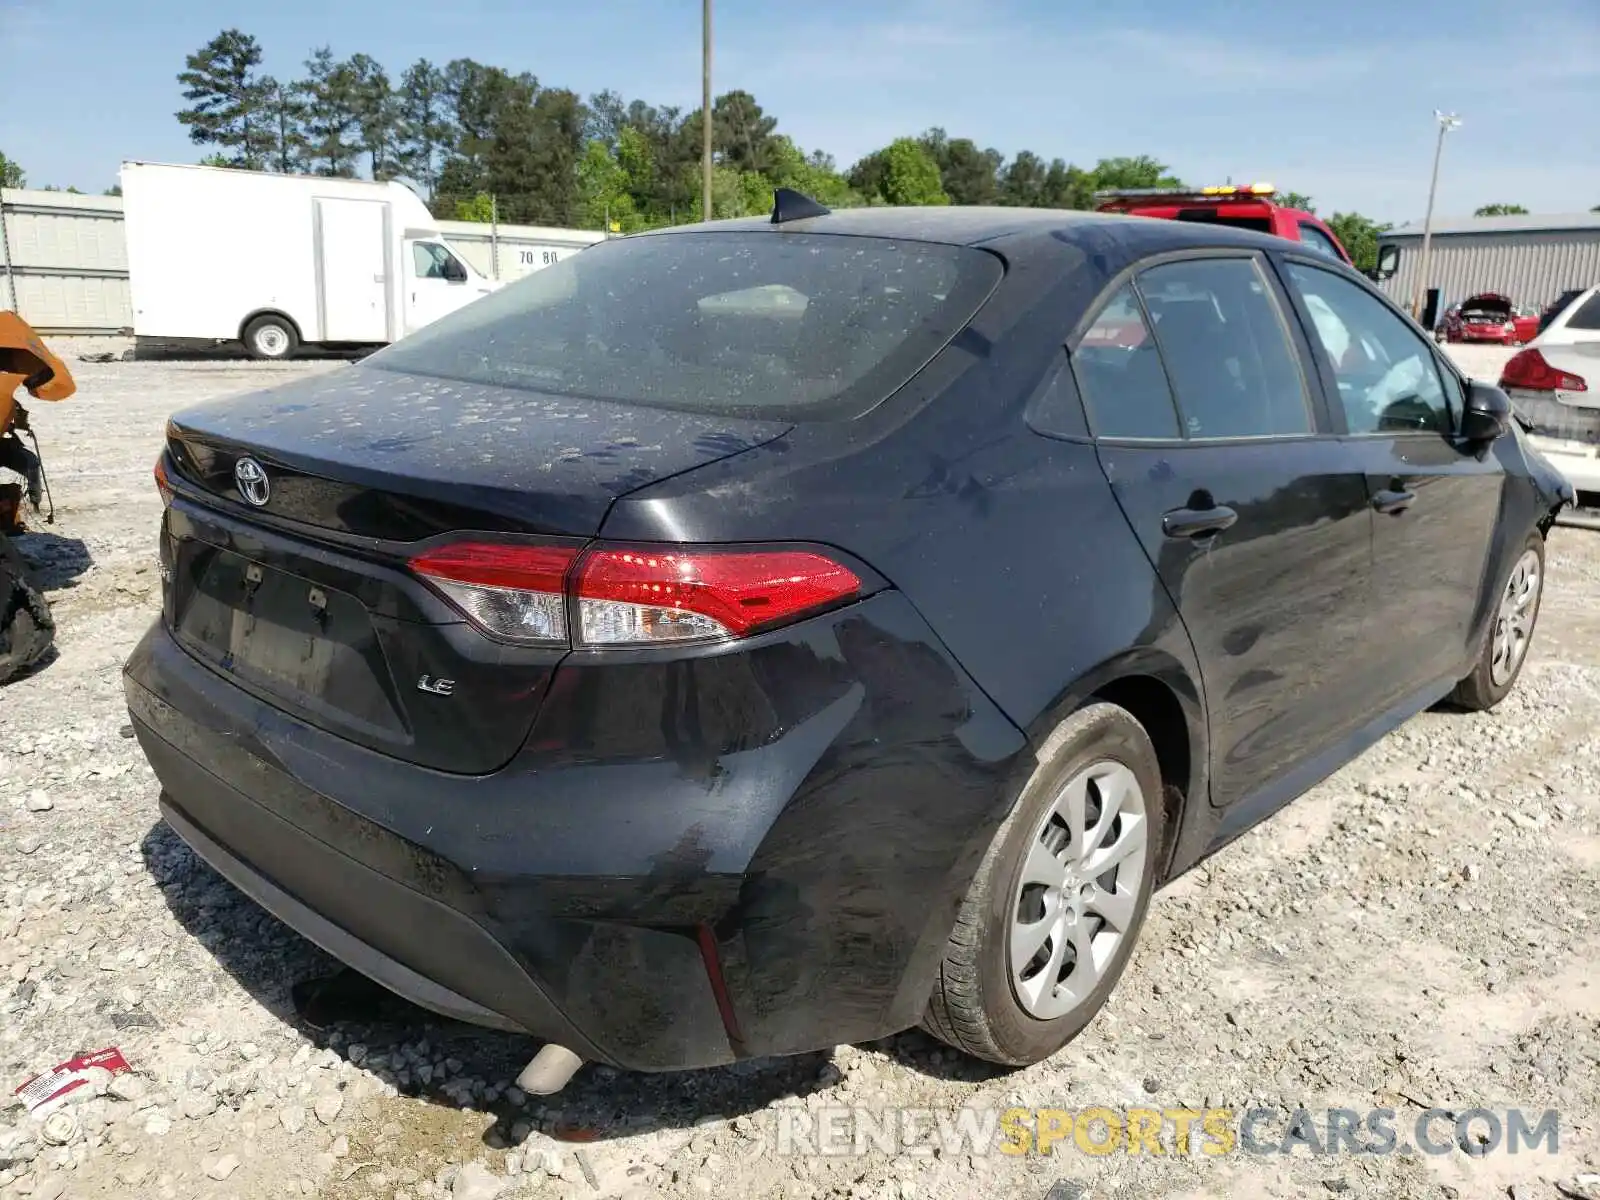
xmin=1094 ymin=183 xmax=1354 ymax=266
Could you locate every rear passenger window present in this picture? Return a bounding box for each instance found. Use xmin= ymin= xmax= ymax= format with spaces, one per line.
xmin=1137 ymin=258 xmax=1312 ymax=439
xmin=1072 ymin=284 xmax=1181 ymax=439
xmin=1568 ymin=293 xmax=1600 ymax=331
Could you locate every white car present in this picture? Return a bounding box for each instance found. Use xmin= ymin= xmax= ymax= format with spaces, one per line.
xmin=1501 ymin=286 xmax=1600 ymax=496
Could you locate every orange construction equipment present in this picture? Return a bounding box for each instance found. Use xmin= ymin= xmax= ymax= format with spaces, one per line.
xmin=0 ymin=311 xmax=74 ymax=682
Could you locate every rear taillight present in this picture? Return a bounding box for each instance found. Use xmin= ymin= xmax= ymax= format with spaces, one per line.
xmin=154 ymin=455 xmax=173 ymax=508
xmin=409 ymin=541 xmax=862 ymax=648
xmin=409 ymin=542 xmax=579 ymax=645
xmin=1501 ymin=348 xmax=1588 ymax=393
xmin=574 ymin=548 xmax=861 ymax=645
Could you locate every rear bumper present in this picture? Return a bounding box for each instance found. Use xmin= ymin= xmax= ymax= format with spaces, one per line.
xmin=1524 ymin=436 xmax=1600 ymax=494
xmin=125 ymin=593 xmax=1025 ymax=1070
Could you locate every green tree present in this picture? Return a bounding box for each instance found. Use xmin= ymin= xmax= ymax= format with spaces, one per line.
xmin=434 ymin=61 xmax=539 ymax=211
xmin=1041 ymin=159 xmax=1091 ymax=208
xmin=710 ymin=90 xmax=780 ymax=176
xmin=765 ymin=136 xmax=856 ymax=207
xmin=453 ymin=193 xmax=495 ymax=222
xmin=1278 ymin=191 xmax=1315 ymax=212
xmin=879 ymin=138 xmax=947 ymax=206
xmin=347 ymin=53 xmax=398 ymax=179
xmin=395 ymin=60 xmax=451 ymax=195
xmin=584 ymin=89 xmax=629 ymax=150
xmin=0 ymin=152 xmax=23 ymax=189
xmin=262 ymin=76 xmax=308 ymax=173
xmin=1474 ymin=203 xmax=1528 ymax=216
xmin=1325 ymin=211 xmax=1390 ymax=273
xmin=999 ymin=150 xmax=1048 ymax=207
xmin=297 ymin=48 xmax=365 ymax=176
xmin=522 ymin=88 xmax=587 ymax=225
xmin=176 ymin=29 xmax=274 ymax=168
xmin=576 ymin=140 xmax=634 ymax=230
xmin=104 ymin=185 xmax=122 ymax=196
xmin=919 ymin=128 xmax=1002 ymax=206
xmin=1090 ymin=155 xmax=1182 ymax=192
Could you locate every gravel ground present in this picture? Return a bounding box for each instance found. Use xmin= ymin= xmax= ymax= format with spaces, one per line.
xmin=2 ymin=341 xmax=1597 ymax=1200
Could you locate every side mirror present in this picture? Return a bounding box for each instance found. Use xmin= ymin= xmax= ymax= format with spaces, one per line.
xmin=443 ymin=256 xmax=468 ymax=283
xmin=1461 ymin=380 xmax=1512 ymax=442
xmin=1372 ymin=245 xmax=1399 ymax=282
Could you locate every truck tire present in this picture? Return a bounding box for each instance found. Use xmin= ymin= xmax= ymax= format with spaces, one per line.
xmin=243 ymin=314 xmax=299 ymax=361
xmin=0 ymin=536 xmax=55 ymax=685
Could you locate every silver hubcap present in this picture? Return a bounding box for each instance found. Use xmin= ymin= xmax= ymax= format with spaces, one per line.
xmin=1009 ymin=760 xmax=1149 ymax=1020
xmin=255 ymin=326 xmax=288 ymax=356
xmin=1490 ymin=549 xmax=1541 ymax=686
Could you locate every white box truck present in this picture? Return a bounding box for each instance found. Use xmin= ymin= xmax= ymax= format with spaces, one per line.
xmin=120 ymin=161 xmax=501 ymax=360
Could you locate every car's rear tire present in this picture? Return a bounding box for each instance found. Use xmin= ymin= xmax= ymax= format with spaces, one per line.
xmin=242 ymin=314 xmax=299 ymax=361
xmin=1450 ymin=532 xmax=1545 ymax=711
xmin=922 ymin=702 xmax=1163 ymax=1067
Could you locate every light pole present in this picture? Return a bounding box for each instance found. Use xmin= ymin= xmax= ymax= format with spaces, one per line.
xmin=1411 ymin=109 xmax=1461 ymax=322
xmin=701 ymin=0 xmax=713 ymax=223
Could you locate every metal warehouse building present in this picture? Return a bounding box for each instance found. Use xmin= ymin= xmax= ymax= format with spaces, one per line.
xmin=1377 ymin=211 xmax=1600 ymax=324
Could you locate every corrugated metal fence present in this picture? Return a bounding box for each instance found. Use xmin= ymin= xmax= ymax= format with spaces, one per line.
xmin=0 ymin=189 xmax=130 ymax=335
xmin=1 ymin=189 xmax=606 ymax=335
xmin=1377 ymin=230 xmax=1600 ymax=313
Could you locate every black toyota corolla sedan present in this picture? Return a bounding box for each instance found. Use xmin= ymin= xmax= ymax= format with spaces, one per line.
xmin=126 ymin=197 xmax=1571 ymax=1087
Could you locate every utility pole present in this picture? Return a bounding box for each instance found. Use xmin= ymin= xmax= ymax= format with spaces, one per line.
xmin=1411 ymin=110 xmax=1461 ymax=321
xmin=701 ymin=0 xmax=713 ymax=223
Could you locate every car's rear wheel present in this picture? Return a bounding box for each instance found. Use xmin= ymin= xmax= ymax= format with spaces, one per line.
xmin=922 ymin=702 xmax=1163 ymax=1066
xmin=1450 ymin=533 xmax=1544 ymax=711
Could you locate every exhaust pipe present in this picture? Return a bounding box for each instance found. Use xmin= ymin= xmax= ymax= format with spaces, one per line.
xmin=515 ymin=1044 xmax=585 ymax=1095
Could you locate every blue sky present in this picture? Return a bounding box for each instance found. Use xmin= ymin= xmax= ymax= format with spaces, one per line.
xmin=4 ymin=0 xmax=1597 ymax=222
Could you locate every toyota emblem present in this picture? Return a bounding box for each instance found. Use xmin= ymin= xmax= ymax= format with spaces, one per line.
xmin=234 ymin=457 xmax=271 ymax=507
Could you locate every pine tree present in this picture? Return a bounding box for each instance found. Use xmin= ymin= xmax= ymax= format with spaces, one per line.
xmin=347 ymin=54 xmax=398 ymax=179
xmin=175 ymin=29 xmax=274 ymax=168
xmin=261 ymin=77 xmax=309 ymax=173
xmin=297 ymin=47 xmax=364 ymax=177
xmin=395 ymin=60 xmax=451 ymax=196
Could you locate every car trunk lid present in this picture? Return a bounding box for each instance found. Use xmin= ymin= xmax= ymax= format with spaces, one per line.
xmin=1461 ymin=294 xmax=1513 ymax=325
xmin=165 ymin=365 xmax=791 ymax=539
xmin=160 ymin=365 xmax=790 ymax=773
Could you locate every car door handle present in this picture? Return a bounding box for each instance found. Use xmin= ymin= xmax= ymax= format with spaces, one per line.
xmin=1372 ymin=487 xmax=1416 ymax=515
xmin=1162 ymin=505 xmax=1238 ymax=539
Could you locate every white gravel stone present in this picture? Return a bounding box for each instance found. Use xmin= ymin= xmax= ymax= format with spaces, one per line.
xmin=181 ymin=1092 xmax=218 ymax=1120
xmin=205 ymin=1154 xmax=241 ymax=1181
xmin=450 ymin=1163 xmax=505 ymax=1200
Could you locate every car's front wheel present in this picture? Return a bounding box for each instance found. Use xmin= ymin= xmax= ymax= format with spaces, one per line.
xmin=1450 ymin=532 xmax=1545 ymax=711
xmin=922 ymin=702 xmax=1163 ymax=1066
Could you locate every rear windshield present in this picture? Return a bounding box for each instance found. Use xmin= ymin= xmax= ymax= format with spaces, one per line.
xmin=364 ymin=232 xmax=1003 ymax=420
xmin=1540 ymin=289 xmax=1587 ymax=334
xmin=1171 ymin=209 xmax=1274 ymax=235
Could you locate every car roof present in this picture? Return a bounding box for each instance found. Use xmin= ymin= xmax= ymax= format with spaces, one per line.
xmin=634 ymin=204 xmax=1316 ymax=264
